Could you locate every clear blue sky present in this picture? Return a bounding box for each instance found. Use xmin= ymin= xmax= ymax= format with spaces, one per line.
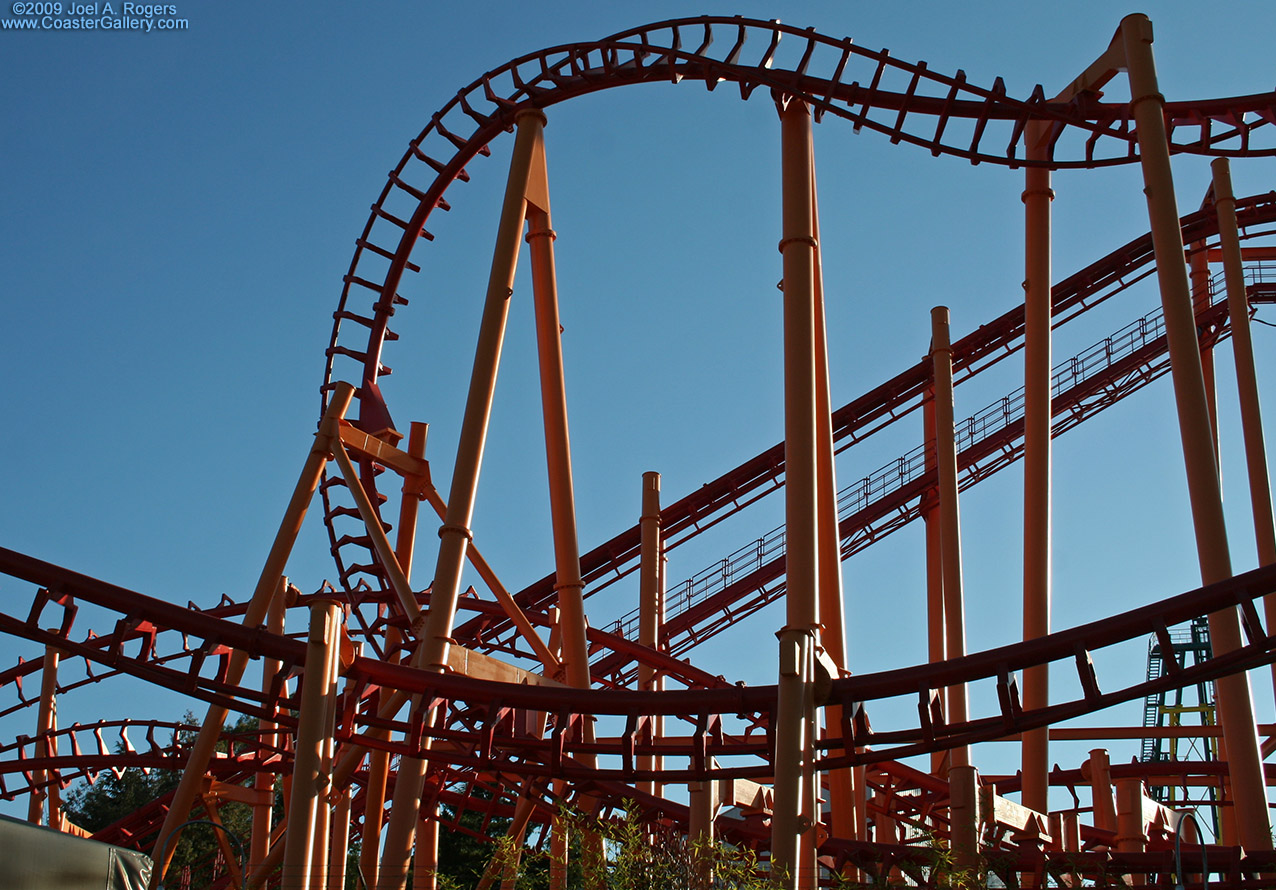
xmin=3 ymin=1 xmax=1276 ymax=815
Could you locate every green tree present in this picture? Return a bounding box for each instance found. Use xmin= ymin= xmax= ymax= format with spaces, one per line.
xmin=440 ymin=803 xmax=780 ymax=890
xmin=63 ymin=713 xmax=258 ymax=888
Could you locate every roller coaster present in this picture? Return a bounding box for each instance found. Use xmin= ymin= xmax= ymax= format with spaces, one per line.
xmin=4 ymin=12 xmax=1276 ymax=889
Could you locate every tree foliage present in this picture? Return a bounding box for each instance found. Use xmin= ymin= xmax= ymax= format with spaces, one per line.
xmin=447 ymin=803 xmax=780 ymax=890
xmin=62 ymin=718 xmax=793 ymax=889
xmin=63 ymin=712 xmax=258 ymax=889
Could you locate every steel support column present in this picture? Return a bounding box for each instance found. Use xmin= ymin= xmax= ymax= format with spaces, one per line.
xmin=811 ymin=148 xmax=860 ymax=862
xmin=772 ymin=94 xmax=821 ymax=890
xmin=281 ymin=599 xmax=341 ymax=890
xmin=378 ymin=110 xmax=546 ymax=890
xmin=550 ymin=811 xmax=568 ymax=890
xmin=931 ymin=307 xmax=970 ymax=768
xmin=413 ymin=805 xmax=439 ymax=890
xmin=28 ymin=641 xmax=60 ymax=827
xmin=949 ymin=764 xmax=981 ymax=875
xmin=1189 ymin=241 xmax=1220 ymax=448
xmin=1085 ymin=748 xmax=1117 ymax=836
xmin=360 ymin=422 xmax=426 ymax=890
xmin=308 ymin=607 xmax=341 ymax=890
xmin=357 ymin=626 xmax=399 ymax=890
xmin=327 ymin=784 xmax=351 ymax=890
xmin=251 ymin=586 xmax=286 ymax=875
xmin=525 ymin=137 xmax=607 ymax=889
xmin=1212 ymin=159 xmax=1276 ymax=694
xmin=923 ymin=392 xmax=947 ymax=779
xmin=1120 ymin=13 xmax=1271 ymax=851
xmin=526 ymin=198 xmax=589 ymax=692
xmin=151 ymin=381 xmax=354 ymax=888
xmin=689 ymin=775 xmax=719 ymax=890
xmin=1021 ymin=118 xmax=1053 ymax=815
xmin=637 ymin=471 xmax=664 ymax=797
xmin=1115 ymin=778 xmax=1147 ymax=886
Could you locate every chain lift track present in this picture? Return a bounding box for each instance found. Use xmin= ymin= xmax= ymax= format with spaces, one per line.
xmin=5 ymin=14 xmax=1276 ymax=889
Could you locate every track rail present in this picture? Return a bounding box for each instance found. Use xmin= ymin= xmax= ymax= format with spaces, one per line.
xmin=3 ymin=548 xmax=1275 ymax=783
xmin=585 ymin=265 xmax=1276 ymax=685
xmin=317 ymin=15 xmax=1276 ymax=614
xmin=456 ymin=195 xmax=1276 ymax=668
xmin=5 ymin=17 xmax=1276 ymax=887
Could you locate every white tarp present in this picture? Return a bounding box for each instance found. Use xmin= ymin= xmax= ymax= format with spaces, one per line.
xmin=0 ymin=813 xmax=151 ymax=889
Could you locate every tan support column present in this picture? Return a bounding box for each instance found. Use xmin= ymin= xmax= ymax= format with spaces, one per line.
xmin=549 ymin=811 xmax=568 ymax=890
xmin=523 ymin=130 xmax=608 ymax=889
xmin=1213 ymin=159 xmax=1276 ymax=680
xmin=244 ymin=687 xmax=419 ymax=888
xmin=1120 ymin=13 xmax=1271 ymax=850
xmin=771 ymin=630 xmax=816 ymax=887
xmin=931 ymin=307 xmax=970 ymax=768
xmin=923 ymin=393 xmax=947 ymax=779
xmin=1021 ymin=119 xmax=1054 ymax=815
xmin=1189 ymin=244 xmax=1220 ymax=448
xmin=948 ymin=765 xmax=981 ymax=876
xmin=637 ymin=471 xmax=664 ymax=797
xmin=327 ymin=784 xmax=351 ymax=890
xmin=308 ymin=611 xmax=342 ymax=890
xmin=28 ymin=641 xmax=59 ymax=826
xmin=1114 ymin=778 xmax=1147 ymax=886
xmin=771 ymin=95 xmax=821 ymax=890
xmin=526 ymin=197 xmax=588 ymax=692
xmin=395 ymin=421 xmax=430 ymax=579
xmin=359 ymin=422 xmax=426 ymax=890
xmin=250 ymin=587 xmax=287 ymax=874
xmin=810 ymin=145 xmax=859 ymax=864
xmin=1056 ymin=811 xmax=1081 ymax=853
xmin=1084 ymin=748 xmax=1117 ymax=837
xmin=800 ymin=679 xmax=819 ymax=890
xmin=151 ymin=381 xmax=354 ymax=887
xmin=413 ymin=804 xmax=439 ymax=890
xmin=377 ymin=111 xmax=546 ymax=890
xmin=689 ymin=775 xmax=719 ymax=890
xmin=282 ymin=599 xmax=341 ymax=890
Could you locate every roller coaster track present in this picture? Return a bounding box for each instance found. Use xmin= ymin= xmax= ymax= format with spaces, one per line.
xmin=3 ymin=547 xmax=1275 ymax=783
xmin=15 ymin=731 xmax=1276 ymax=887
xmin=6 ymin=16 xmax=1276 ymax=888
xmin=5 ymin=240 xmax=1268 ymax=704
xmin=585 ymin=263 xmax=1276 ymax=686
xmin=3 ymin=545 xmax=1276 ymax=886
xmin=317 ymin=14 xmax=1276 ymax=621
xmin=455 ymin=195 xmax=1276 ymax=674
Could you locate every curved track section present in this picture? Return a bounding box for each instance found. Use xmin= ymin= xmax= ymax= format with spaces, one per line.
xmin=3 ymin=546 xmax=1276 ymax=879
xmin=4 ymin=15 xmax=1276 ymax=889
xmin=3 ymin=547 xmax=1275 ymax=781
xmin=318 ymin=16 xmax=1276 ymax=605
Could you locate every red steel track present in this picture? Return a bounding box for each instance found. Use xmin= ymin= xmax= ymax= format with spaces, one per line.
xmin=319 ymin=16 xmax=1276 ymax=607
xmin=5 ymin=14 xmax=1276 ymax=888
xmin=3 ymin=547 xmax=1276 ymax=780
